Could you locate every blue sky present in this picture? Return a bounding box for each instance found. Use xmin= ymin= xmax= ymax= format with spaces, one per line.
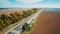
xmin=0 ymin=0 xmax=60 ymax=8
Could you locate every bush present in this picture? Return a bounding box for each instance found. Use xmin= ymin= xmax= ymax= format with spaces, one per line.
xmin=0 ymin=19 xmax=6 ymax=30
xmin=0 ymin=9 xmax=35 ymax=31
xmin=22 ymin=23 xmax=33 ymax=32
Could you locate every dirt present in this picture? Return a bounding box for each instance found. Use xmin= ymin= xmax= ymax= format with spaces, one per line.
xmin=30 ymin=10 xmax=60 ymax=34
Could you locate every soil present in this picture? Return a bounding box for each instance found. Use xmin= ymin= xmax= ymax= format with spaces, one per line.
xmin=30 ymin=10 xmax=60 ymax=34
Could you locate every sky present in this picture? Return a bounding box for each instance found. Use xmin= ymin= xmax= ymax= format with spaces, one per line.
xmin=0 ymin=0 xmax=60 ymax=8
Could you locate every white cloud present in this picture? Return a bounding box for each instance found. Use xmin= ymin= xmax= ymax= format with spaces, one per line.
xmin=0 ymin=0 xmax=60 ymax=8
xmin=16 ymin=0 xmax=43 ymax=4
xmin=3 ymin=4 xmax=60 ymax=8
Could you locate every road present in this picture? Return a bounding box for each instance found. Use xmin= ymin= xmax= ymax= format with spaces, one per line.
xmin=30 ymin=9 xmax=60 ymax=34
xmin=5 ymin=10 xmax=41 ymax=34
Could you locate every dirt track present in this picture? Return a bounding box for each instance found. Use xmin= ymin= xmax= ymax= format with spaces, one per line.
xmin=30 ymin=10 xmax=60 ymax=34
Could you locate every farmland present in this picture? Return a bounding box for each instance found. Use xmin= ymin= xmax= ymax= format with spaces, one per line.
xmin=30 ymin=9 xmax=60 ymax=34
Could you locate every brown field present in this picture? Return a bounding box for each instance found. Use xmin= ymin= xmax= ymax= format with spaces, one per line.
xmin=0 ymin=9 xmax=31 ymax=14
xmin=30 ymin=10 xmax=60 ymax=34
xmin=0 ymin=9 xmax=24 ymax=14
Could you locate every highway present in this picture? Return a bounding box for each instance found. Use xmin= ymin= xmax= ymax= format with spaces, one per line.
xmin=5 ymin=9 xmax=42 ymax=34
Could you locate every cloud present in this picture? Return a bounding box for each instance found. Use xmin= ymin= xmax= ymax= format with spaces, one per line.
xmin=15 ymin=0 xmax=43 ymax=4
xmin=0 ymin=0 xmax=60 ymax=8
xmin=2 ymin=4 xmax=60 ymax=8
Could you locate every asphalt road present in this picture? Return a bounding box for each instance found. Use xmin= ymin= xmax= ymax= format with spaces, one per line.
xmin=30 ymin=10 xmax=60 ymax=34
xmin=6 ymin=10 xmax=41 ymax=34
